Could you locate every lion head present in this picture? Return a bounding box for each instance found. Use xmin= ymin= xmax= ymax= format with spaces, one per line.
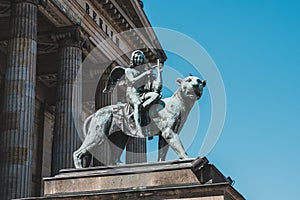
xmin=176 ymin=75 xmax=206 ymax=100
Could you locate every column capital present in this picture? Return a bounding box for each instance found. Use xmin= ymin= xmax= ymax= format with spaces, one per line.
xmin=51 ymin=26 xmax=91 ymax=49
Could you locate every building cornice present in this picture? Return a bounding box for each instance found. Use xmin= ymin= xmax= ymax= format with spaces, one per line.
xmin=38 ymin=0 xmax=73 ymax=27
xmin=92 ymin=0 xmax=167 ymax=62
xmin=36 ymin=0 xmax=165 ymax=64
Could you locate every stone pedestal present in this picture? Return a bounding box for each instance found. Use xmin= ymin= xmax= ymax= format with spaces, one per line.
xmin=22 ymin=157 xmax=245 ymax=200
xmin=0 ymin=1 xmax=38 ymax=199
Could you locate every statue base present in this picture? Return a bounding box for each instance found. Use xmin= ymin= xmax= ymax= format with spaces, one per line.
xmin=24 ymin=157 xmax=245 ymax=199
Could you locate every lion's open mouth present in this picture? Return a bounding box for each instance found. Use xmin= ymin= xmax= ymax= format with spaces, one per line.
xmin=193 ymin=86 xmax=201 ymax=99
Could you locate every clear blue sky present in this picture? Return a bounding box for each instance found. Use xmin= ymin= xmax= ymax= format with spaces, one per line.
xmin=143 ymin=0 xmax=300 ymax=199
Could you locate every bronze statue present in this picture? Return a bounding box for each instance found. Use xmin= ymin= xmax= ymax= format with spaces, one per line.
xmin=73 ymin=57 xmax=206 ymax=168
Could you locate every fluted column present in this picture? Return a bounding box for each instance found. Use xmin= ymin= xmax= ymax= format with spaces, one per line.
xmin=51 ymin=27 xmax=84 ymax=175
xmin=0 ymin=74 xmax=3 ymax=114
xmin=0 ymin=74 xmax=4 ymax=139
xmin=126 ymin=137 xmax=147 ymax=164
xmin=0 ymin=0 xmax=38 ymax=199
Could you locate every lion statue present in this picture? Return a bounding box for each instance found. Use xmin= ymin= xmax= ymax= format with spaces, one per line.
xmin=73 ymin=75 xmax=206 ymax=168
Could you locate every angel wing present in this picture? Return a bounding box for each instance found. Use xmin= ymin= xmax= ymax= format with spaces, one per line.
xmin=103 ymin=66 xmax=126 ymax=93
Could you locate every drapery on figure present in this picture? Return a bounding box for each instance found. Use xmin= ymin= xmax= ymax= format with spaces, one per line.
xmin=103 ymin=50 xmax=162 ymax=137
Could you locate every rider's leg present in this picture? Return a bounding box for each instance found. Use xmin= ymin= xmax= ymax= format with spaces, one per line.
xmin=141 ymin=92 xmax=160 ymax=137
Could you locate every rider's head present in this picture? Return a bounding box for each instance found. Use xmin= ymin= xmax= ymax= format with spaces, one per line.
xmin=130 ymin=50 xmax=146 ymax=67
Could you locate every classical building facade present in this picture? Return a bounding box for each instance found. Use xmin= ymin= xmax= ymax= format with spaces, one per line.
xmin=0 ymin=0 xmax=166 ymax=199
xmin=0 ymin=1 xmax=246 ymax=200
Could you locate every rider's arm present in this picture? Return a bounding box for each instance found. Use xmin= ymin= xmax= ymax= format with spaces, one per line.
xmin=152 ymin=60 xmax=163 ymax=93
xmin=125 ymin=68 xmax=151 ymax=84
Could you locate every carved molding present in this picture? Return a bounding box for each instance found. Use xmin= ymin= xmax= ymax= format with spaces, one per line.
xmin=38 ymin=0 xmax=72 ymax=27
xmin=0 ymin=35 xmax=58 ymax=55
xmin=51 ymin=26 xmax=91 ymax=50
xmin=37 ymin=73 xmax=57 ymax=88
xmin=96 ymin=0 xmax=163 ymax=62
xmin=38 ymin=43 xmax=58 ymax=55
xmin=12 ymin=0 xmax=40 ymax=5
xmin=11 ymin=0 xmax=46 ymax=6
xmin=0 ymin=1 xmax=10 ymax=18
xmin=0 ymin=0 xmax=47 ymax=18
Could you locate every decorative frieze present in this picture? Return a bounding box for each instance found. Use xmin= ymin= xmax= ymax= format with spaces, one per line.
xmin=80 ymin=0 xmax=120 ymax=46
xmin=37 ymin=74 xmax=57 ymax=88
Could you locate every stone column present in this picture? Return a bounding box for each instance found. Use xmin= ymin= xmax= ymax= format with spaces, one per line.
xmin=0 ymin=73 xmax=3 ymax=114
xmin=51 ymin=27 xmax=84 ymax=175
xmin=0 ymin=74 xmax=3 ymax=139
xmin=0 ymin=0 xmax=38 ymax=199
xmin=126 ymin=137 xmax=147 ymax=164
